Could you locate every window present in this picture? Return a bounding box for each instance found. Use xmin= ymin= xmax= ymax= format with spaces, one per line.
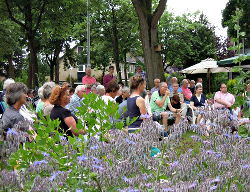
xmin=78 ymin=64 xmax=86 ymax=72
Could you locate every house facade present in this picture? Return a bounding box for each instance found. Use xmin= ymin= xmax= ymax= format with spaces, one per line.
xmin=57 ymin=46 xmax=143 ymax=85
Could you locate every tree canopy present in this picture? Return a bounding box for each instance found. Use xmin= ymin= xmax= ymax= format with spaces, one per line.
xmin=222 ymin=0 xmax=250 ymax=48
xmin=159 ymin=12 xmax=217 ymax=69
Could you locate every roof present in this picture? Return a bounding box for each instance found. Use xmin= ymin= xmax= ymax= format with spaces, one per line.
xmin=218 ymin=52 xmax=250 ymax=66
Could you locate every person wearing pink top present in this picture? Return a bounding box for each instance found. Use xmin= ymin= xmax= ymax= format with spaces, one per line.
xmin=82 ymin=68 xmax=96 ymax=94
xmin=103 ymin=66 xmax=116 ymax=88
xmin=214 ymin=83 xmax=235 ymax=109
xmin=181 ymin=79 xmax=192 ymax=103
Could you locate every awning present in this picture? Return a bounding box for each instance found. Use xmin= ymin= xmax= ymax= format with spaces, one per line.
xmin=217 ymin=52 xmax=250 ymax=67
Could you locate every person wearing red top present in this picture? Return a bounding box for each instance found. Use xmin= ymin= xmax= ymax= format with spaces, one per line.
xmin=181 ymin=79 xmax=192 ymax=103
xmin=82 ymin=68 xmax=96 ymax=94
xmin=103 ymin=66 xmax=116 ymax=88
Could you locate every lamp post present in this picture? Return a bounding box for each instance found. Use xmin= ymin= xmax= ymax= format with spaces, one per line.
xmin=87 ymin=0 xmax=91 ymax=67
xmin=69 ymin=66 xmax=73 ymax=86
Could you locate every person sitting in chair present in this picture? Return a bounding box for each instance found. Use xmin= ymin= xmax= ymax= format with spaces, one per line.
xmin=150 ymin=82 xmax=181 ymax=132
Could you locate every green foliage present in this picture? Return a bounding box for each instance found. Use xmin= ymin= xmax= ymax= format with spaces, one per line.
xmin=76 ymin=93 xmax=124 ymax=141
xmin=226 ymin=7 xmax=250 ymax=118
xmin=159 ymin=12 xmax=217 ymax=68
xmin=238 ymin=124 xmax=250 ymax=138
xmin=6 ymin=93 xmax=127 ymax=190
xmin=227 ymin=79 xmax=237 ymax=93
xmin=210 ymin=73 xmax=228 ymax=93
xmin=230 ymin=67 xmax=250 ymax=117
xmin=222 ymin=0 xmax=250 ymax=45
xmin=165 ymin=72 xmax=186 ymax=82
xmin=85 ymin=0 xmax=141 ymax=75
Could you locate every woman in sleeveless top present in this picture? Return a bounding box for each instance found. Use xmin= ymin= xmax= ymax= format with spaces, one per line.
xmin=127 ymin=76 xmax=147 ymax=133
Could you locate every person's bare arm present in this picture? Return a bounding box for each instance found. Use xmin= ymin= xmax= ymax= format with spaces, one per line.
xmin=155 ymin=90 xmax=169 ymax=108
xmin=214 ymin=98 xmax=231 ymax=108
xmin=136 ymin=97 xmax=147 ymax=116
xmin=64 ymin=116 xmax=86 ymax=136
xmin=190 ymin=101 xmax=197 ymax=110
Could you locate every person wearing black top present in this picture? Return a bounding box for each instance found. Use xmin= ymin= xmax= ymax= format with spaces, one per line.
xmin=190 ymin=84 xmax=206 ymax=123
xmin=49 ymin=85 xmax=85 ymax=137
xmin=127 ymin=76 xmax=147 ymax=133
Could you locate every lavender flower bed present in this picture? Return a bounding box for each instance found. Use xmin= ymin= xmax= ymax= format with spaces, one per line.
xmin=0 ymin=109 xmax=249 ymax=191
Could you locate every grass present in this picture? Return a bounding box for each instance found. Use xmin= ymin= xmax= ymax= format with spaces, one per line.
xmin=174 ymin=131 xmax=204 ymax=157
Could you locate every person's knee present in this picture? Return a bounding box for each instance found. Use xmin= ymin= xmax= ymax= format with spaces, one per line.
xmin=176 ymin=113 xmax=181 ymax=118
xmin=162 ymin=112 xmax=168 ymax=119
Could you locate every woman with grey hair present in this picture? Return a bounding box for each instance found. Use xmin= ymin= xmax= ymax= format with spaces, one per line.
xmin=42 ymin=82 xmax=56 ymax=116
xmin=35 ymin=86 xmax=45 ymax=113
xmin=1 ymin=83 xmax=28 ymax=131
xmin=0 ymin=78 xmax=15 ymax=115
xmin=96 ymin=85 xmax=105 ymax=96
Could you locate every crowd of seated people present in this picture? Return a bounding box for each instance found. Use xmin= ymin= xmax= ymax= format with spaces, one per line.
xmin=0 ymin=65 xmax=249 ymax=140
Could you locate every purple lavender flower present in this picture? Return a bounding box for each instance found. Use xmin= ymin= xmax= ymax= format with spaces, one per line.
xmin=211 ymin=176 xmax=221 ymax=183
xmin=188 ymin=182 xmax=197 ymax=189
xmin=241 ymin=164 xmax=250 ymax=169
xmin=190 ymin=124 xmax=199 ymax=129
xmin=92 ymin=165 xmax=104 ymax=170
xmin=90 ymin=145 xmax=99 ymax=150
xmin=162 ymin=187 xmax=174 ymax=192
xmin=78 ymin=155 xmax=88 ymax=162
xmin=206 ymin=150 xmax=215 ymax=154
xmin=125 ymin=138 xmax=136 ymax=145
xmin=170 ymin=161 xmax=179 ymax=168
xmin=234 ymin=134 xmax=242 ymax=139
xmin=60 ymin=136 xmax=67 ymax=141
xmin=215 ymin=153 xmax=222 ymax=158
xmin=42 ymin=152 xmax=50 ymax=157
xmin=122 ymin=176 xmax=130 ymax=183
xmin=140 ymin=114 xmax=151 ymax=119
xmin=203 ymin=140 xmax=211 ymax=144
xmin=33 ymin=160 xmax=48 ymax=166
xmin=92 ymin=156 xmax=101 ymax=163
xmin=49 ymin=171 xmax=64 ymax=181
xmin=76 ymin=189 xmax=83 ymax=192
xmin=144 ymin=183 xmax=152 ymax=187
xmin=210 ymin=185 xmax=217 ymax=191
xmin=127 ymin=189 xmax=140 ymax=192
xmin=6 ymin=128 xmax=17 ymax=135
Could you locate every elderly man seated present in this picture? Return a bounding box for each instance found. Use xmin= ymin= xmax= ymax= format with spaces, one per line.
xmin=150 ymin=82 xmax=181 ymax=132
xmin=214 ymin=83 xmax=235 ymax=110
xmin=66 ymin=85 xmax=86 ymax=115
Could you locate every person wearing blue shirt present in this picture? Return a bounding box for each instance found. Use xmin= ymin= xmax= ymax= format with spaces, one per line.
xmin=168 ymin=77 xmax=182 ymax=93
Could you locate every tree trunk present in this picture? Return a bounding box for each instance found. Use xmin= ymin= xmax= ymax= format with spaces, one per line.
xmin=111 ymin=6 xmax=122 ymax=82
xmin=132 ymin=0 xmax=167 ymax=88
xmin=124 ymin=52 xmax=128 ymax=86
xmin=55 ymin=58 xmax=59 ymax=84
xmin=49 ymin=63 xmax=54 ymax=81
xmin=27 ymin=34 xmax=39 ymax=88
xmin=7 ymin=55 xmax=15 ymax=78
